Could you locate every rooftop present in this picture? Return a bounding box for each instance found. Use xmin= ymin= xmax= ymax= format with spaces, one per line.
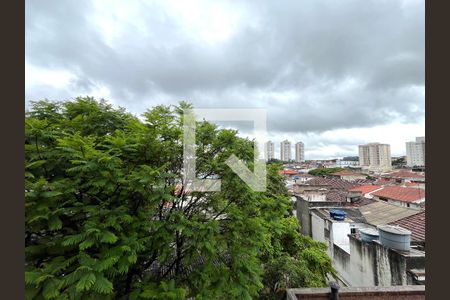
xmin=305 ymin=177 xmax=357 ymax=190
xmin=389 ymin=210 xmax=426 ymax=242
xmin=297 ymin=173 xmax=315 ymax=177
xmin=343 ymin=197 xmax=377 ymax=207
xmin=374 ymin=178 xmax=396 ymax=185
xmin=325 ymin=190 xmax=348 ymax=202
xmin=404 ymin=182 xmax=425 ymax=188
xmin=383 ymin=170 xmax=425 ymax=179
xmin=311 ymin=207 xmax=367 ymax=223
xmin=359 ymin=201 xmax=423 ymax=226
xmin=372 ymin=186 xmax=425 ymax=203
xmin=331 ymin=170 xmax=366 ymax=176
xmin=280 ymin=169 xmax=298 ymax=175
xmin=353 ymin=178 xmax=377 ymax=185
xmin=349 ymin=185 xmax=383 ymax=194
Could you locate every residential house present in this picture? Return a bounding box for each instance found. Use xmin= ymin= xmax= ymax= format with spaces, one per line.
xmin=371 ymin=186 xmax=425 ymax=209
xmin=348 ymin=185 xmax=383 ymax=199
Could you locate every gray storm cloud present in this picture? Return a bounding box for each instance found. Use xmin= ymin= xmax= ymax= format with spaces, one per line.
xmin=25 ymin=0 xmax=424 ymax=157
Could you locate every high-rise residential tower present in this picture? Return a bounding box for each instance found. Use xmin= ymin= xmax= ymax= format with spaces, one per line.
xmin=406 ymin=137 xmax=425 ymax=167
xmin=358 ymin=142 xmax=392 ymax=171
xmin=295 ymin=142 xmax=305 ymax=162
xmin=264 ymin=141 xmax=275 ymax=161
xmin=280 ymin=140 xmax=292 ymax=162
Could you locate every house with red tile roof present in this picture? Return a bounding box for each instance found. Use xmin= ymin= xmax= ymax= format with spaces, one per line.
xmin=403 ymin=182 xmax=426 ymax=189
xmin=382 ymin=170 xmax=425 ymax=183
xmin=303 ymin=177 xmax=357 ymax=190
xmin=348 ymin=185 xmax=384 ymax=198
xmin=371 ymin=186 xmax=425 ymax=209
xmin=279 ymin=169 xmax=298 ymax=175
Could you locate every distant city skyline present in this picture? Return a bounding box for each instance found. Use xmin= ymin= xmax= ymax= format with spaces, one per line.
xmin=256 ymin=130 xmax=423 ymax=160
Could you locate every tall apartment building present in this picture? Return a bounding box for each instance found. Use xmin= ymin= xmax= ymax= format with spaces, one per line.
xmin=358 ymin=143 xmax=392 ymax=171
xmin=264 ymin=141 xmax=275 ymax=161
xmin=280 ymin=140 xmax=292 ymax=162
xmin=406 ymin=137 xmax=425 ymax=167
xmin=295 ymin=142 xmax=305 ymax=162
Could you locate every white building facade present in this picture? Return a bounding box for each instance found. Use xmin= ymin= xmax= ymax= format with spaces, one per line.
xmin=264 ymin=141 xmax=275 ymax=161
xmin=281 ymin=140 xmax=292 ymax=162
xmin=406 ymin=137 xmax=425 ymax=167
xmin=358 ymin=143 xmax=392 ymax=172
xmin=295 ymin=142 xmax=305 ymax=162
xmin=335 ymin=159 xmax=359 ymax=168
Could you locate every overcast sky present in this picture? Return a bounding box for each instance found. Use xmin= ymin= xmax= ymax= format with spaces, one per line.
xmin=25 ymin=0 xmax=424 ymax=159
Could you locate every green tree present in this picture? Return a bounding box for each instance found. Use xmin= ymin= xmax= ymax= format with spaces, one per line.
xmin=308 ymin=167 xmax=345 ymax=176
xmin=25 ymin=97 xmax=334 ymax=299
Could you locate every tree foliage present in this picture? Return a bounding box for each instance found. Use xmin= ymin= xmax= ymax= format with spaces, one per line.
xmin=308 ymin=167 xmax=345 ymax=177
xmin=25 ymin=97 xmax=334 ymax=299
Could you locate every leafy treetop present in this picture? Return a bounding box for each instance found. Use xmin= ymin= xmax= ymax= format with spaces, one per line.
xmin=25 ymin=97 xmax=334 ymax=300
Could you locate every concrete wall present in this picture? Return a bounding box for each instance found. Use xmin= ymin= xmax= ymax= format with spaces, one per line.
xmin=311 ymin=213 xmax=325 ymax=243
xmin=333 ymin=245 xmax=352 ymax=286
xmin=296 ymin=197 xmax=312 ymax=236
xmin=295 ymin=196 xmax=346 ymax=236
xmin=304 ymin=199 xmax=426 ymax=288
xmin=287 ymin=286 xmax=425 ymax=300
xmin=332 ymin=235 xmax=426 ymax=287
xmin=332 ymin=222 xmax=351 ymax=250
xmin=347 ymin=235 xmax=378 ymax=286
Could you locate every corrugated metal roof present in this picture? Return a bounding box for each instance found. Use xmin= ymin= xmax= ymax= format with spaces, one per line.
xmin=359 ymin=201 xmax=423 ymax=226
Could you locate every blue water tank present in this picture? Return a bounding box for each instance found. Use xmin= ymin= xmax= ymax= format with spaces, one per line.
xmin=329 ymin=209 xmax=346 ymax=221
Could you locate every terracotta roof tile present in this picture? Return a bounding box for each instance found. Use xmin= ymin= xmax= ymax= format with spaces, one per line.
xmin=279 ymin=170 xmax=298 ymax=175
xmin=306 ymin=177 xmax=357 ymax=190
xmin=331 ymin=171 xmax=365 ymax=176
xmin=389 ymin=211 xmax=425 ymax=242
xmin=372 ymin=186 xmax=425 ymax=203
xmin=349 ymin=185 xmax=383 ymax=194
xmin=384 ymin=171 xmax=425 ymax=179
xmin=326 ymin=190 xmax=348 ymax=202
